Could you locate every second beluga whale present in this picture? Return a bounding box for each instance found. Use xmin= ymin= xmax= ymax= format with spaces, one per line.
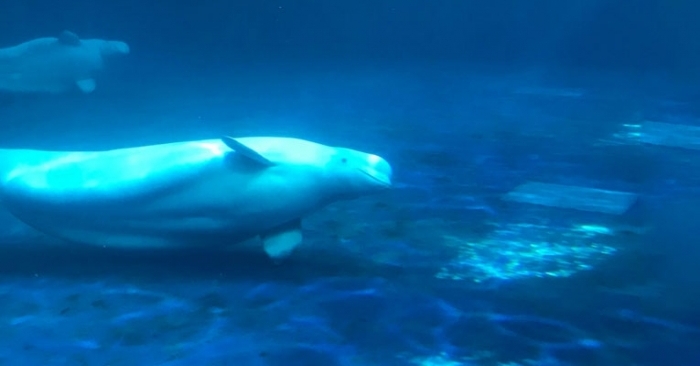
xmin=0 ymin=136 xmax=393 ymax=261
xmin=0 ymin=30 xmax=130 ymax=94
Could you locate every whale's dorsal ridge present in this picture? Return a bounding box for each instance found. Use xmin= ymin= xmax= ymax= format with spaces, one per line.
xmin=58 ymin=30 xmax=81 ymax=46
xmin=221 ymin=136 xmax=275 ymax=166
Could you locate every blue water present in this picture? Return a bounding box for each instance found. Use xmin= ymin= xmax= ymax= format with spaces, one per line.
xmin=1 ymin=1 xmax=700 ymax=365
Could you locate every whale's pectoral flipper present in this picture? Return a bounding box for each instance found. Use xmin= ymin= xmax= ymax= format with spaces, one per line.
xmin=221 ymin=136 xmax=275 ymax=166
xmin=58 ymin=31 xmax=81 ymax=46
xmin=261 ymin=219 xmax=303 ymax=263
xmin=76 ymin=78 xmax=96 ymax=93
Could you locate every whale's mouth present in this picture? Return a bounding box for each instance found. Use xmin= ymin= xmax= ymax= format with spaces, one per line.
xmin=362 ymin=154 xmax=392 ymax=188
xmin=361 ymin=167 xmax=392 ymax=188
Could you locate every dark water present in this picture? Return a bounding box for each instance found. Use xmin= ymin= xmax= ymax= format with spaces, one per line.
xmin=0 ymin=1 xmax=699 ymax=365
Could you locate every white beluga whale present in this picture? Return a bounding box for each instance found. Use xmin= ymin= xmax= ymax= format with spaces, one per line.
xmin=0 ymin=136 xmax=392 ymax=261
xmin=0 ymin=30 xmax=130 ymax=94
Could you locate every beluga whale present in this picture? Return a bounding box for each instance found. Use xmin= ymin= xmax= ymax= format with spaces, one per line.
xmin=0 ymin=136 xmax=393 ymax=262
xmin=0 ymin=30 xmax=130 ymax=94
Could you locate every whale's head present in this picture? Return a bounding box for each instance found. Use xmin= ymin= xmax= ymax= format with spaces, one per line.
xmin=323 ymin=147 xmax=393 ymax=198
xmin=221 ymin=136 xmax=392 ymax=201
xmin=99 ymin=40 xmax=130 ymax=58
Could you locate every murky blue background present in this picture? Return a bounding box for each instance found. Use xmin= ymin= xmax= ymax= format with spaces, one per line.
xmin=1 ymin=1 xmax=699 ymax=365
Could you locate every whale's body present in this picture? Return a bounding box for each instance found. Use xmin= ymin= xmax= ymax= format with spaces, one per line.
xmin=0 ymin=137 xmax=392 ymax=260
xmin=0 ymin=31 xmax=130 ymax=94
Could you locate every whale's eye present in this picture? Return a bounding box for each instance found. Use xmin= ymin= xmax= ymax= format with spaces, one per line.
xmin=341 ymin=157 xmax=348 ymax=164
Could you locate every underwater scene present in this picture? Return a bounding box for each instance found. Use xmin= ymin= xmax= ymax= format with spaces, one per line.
xmin=1 ymin=1 xmax=700 ymax=365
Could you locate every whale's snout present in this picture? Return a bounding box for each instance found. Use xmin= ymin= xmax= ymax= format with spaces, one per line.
xmin=365 ymin=154 xmax=392 ymax=188
xmin=328 ymin=147 xmax=392 ymax=197
xmin=102 ymin=40 xmax=130 ymax=56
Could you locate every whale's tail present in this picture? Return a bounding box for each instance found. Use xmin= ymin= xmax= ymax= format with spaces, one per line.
xmin=0 ymin=149 xmax=63 ymax=244
xmin=0 ymin=149 xmax=64 ymax=182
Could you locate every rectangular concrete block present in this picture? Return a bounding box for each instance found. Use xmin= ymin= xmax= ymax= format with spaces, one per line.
xmin=504 ymin=181 xmax=638 ymax=215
